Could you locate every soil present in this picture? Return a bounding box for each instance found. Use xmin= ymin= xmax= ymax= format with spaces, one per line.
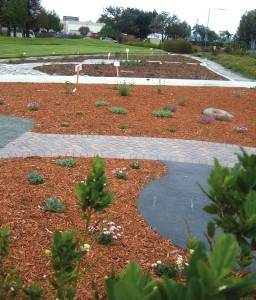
xmin=0 ymin=57 xmax=255 ymax=299
xmin=30 ymin=54 xmax=228 ymax=80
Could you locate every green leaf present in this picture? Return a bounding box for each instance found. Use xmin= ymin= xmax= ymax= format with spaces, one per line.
xmin=207 ymin=221 xmax=215 ymax=238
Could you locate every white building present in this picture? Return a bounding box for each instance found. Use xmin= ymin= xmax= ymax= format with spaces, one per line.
xmin=62 ymin=18 xmax=105 ymax=37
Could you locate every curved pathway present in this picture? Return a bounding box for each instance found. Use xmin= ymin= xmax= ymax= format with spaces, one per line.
xmin=0 ymin=57 xmax=256 ymax=261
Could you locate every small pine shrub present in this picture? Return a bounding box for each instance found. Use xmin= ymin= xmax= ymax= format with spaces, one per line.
xmin=109 ymin=107 xmax=127 ymax=114
xmin=0 ymin=99 xmax=4 ymax=105
xmin=155 ymin=262 xmax=178 ymax=279
xmin=56 ymin=158 xmax=77 ymax=167
xmin=153 ymin=110 xmax=173 ymax=118
xmin=75 ymin=111 xmax=83 ymax=115
xmin=96 ymin=232 xmax=114 ymax=245
xmin=45 ymin=197 xmax=65 ymax=213
xmin=55 ymin=101 xmax=61 ymax=106
xmin=27 ymin=172 xmax=46 ymax=184
xmin=61 ymin=122 xmax=69 ymax=127
xmin=95 ymin=100 xmax=109 ymax=106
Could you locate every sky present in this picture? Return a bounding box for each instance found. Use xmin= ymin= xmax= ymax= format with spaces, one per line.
xmin=40 ymin=0 xmax=255 ymax=34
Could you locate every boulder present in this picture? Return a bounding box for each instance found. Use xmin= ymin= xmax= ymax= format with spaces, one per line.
xmin=203 ymin=108 xmax=234 ymax=121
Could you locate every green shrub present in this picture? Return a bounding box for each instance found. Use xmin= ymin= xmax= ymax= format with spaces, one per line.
xmin=167 ymin=127 xmax=176 ymax=132
xmin=45 ymin=197 xmax=65 ymax=213
xmin=0 ymin=99 xmax=4 ymax=105
xmin=27 ymin=172 xmax=46 ymax=184
xmin=104 ymin=234 xmax=256 ymax=300
xmin=153 ymin=110 xmax=173 ymax=118
xmin=75 ymin=111 xmax=83 ymax=115
xmin=155 ymin=262 xmax=178 ymax=279
xmin=56 ymin=158 xmax=77 ymax=167
xmin=129 ymin=161 xmax=140 ymax=169
xmin=95 ymin=100 xmax=109 ymax=106
xmin=96 ymin=232 xmax=114 ymax=245
xmin=109 ymin=107 xmax=127 ymax=114
xmin=118 ymin=124 xmax=127 ymax=129
xmin=163 ymin=40 xmax=193 ymax=53
xmin=61 ymin=122 xmax=69 ymax=127
xmin=200 ymin=148 xmax=256 ymax=268
xmin=178 ymin=97 xmax=187 ymax=106
xmin=117 ymin=83 xmax=131 ymax=96
xmin=27 ymin=102 xmax=39 ymax=111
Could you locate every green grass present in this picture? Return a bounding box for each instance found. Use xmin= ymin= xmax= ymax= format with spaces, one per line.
xmin=196 ymin=52 xmax=256 ymax=80
xmin=0 ymin=36 xmax=164 ymax=59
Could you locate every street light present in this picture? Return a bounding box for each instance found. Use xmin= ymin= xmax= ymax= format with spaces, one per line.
xmin=205 ymin=8 xmax=226 ymax=47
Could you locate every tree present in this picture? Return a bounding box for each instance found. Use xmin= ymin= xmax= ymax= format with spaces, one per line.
xmin=46 ymin=10 xmax=62 ymax=32
xmin=98 ymin=6 xmax=123 ymax=41
xmin=100 ymin=24 xmax=117 ymax=39
xmin=166 ymin=19 xmax=191 ymax=40
xmin=78 ymin=25 xmax=89 ymax=37
xmin=238 ymin=9 xmax=256 ymax=50
xmin=25 ymin=0 xmax=42 ymax=37
xmin=0 ymin=0 xmax=27 ymax=36
xmin=150 ymin=11 xmax=172 ymax=41
xmin=192 ymin=24 xmax=207 ymax=42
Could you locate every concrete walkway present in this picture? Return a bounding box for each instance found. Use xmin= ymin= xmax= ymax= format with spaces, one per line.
xmin=1 ymin=56 xmax=256 ymax=259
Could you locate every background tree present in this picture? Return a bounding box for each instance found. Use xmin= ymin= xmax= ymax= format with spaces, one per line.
xmin=165 ymin=18 xmax=191 ymax=40
xmin=78 ymin=25 xmax=89 ymax=37
xmin=0 ymin=0 xmax=27 ymax=36
xmin=46 ymin=10 xmax=62 ymax=32
xmin=149 ymin=11 xmax=172 ymax=41
xmin=98 ymin=6 xmax=123 ymax=41
xmin=25 ymin=0 xmax=42 ymax=37
xmin=238 ymin=9 xmax=256 ymax=50
xmin=192 ymin=24 xmax=207 ymax=42
xmin=100 ymin=24 xmax=117 ymax=39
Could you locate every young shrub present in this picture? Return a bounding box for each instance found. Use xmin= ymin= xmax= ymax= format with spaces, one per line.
xmin=153 ymin=109 xmax=173 ymax=118
xmin=27 ymin=102 xmax=39 ymax=111
xmin=196 ymin=115 xmax=214 ymax=124
xmin=56 ymin=158 xmax=77 ymax=167
xmin=163 ymin=40 xmax=193 ymax=53
xmin=0 ymin=98 xmax=4 ymax=105
xmin=95 ymin=100 xmax=109 ymax=107
xmin=27 ymin=172 xmax=46 ymax=184
xmin=129 ymin=161 xmax=140 ymax=169
xmin=178 ymin=97 xmax=187 ymax=106
xmin=154 ymin=262 xmax=178 ymax=279
xmin=167 ymin=127 xmax=177 ymax=132
xmin=96 ymin=221 xmax=122 ymax=245
xmin=45 ymin=197 xmax=65 ymax=213
xmin=118 ymin=124 xmax=127 ymax=130
xmin=112 ymin=167 xmax=128 ymax=180
xmin=109 ymin=107 xmax=127 ymax=114
xmin=117 ymin=83 xmax=131 ymax=96
xmin=61 ymin=122 xmax=69 ymax=127
xmin=75 ymin=111 xmax=83 ymax=115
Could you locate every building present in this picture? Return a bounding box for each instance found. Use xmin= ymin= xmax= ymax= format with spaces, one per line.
xmin=62 ymin=17 xmax=105 ymax=37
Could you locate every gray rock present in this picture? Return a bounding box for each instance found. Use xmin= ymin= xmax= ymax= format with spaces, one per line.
xmin=203 ymin=108 xmax=234 ymax=121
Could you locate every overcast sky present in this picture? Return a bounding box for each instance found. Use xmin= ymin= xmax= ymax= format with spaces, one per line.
xmin=41 ymin=0 xmax=255 ymax=34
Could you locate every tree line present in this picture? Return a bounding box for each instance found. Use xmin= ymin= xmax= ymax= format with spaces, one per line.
xmin=0 ymin=0 xmax=62 ymax=37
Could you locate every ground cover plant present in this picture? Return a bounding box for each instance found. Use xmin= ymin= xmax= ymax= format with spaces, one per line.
xmin=0 ymin=82 xmax=255 ymax=147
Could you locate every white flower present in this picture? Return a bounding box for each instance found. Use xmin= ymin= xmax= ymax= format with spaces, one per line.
xmin=103 ymin=230 xmax=111 ymax=235
xmin=81 ymin=243 xmax=90 ymax=252
xmin=190 ymin=249 xmax=195 ymax=255
xmin=113 ymin=235 xmax=118 ymax=239
xmin=156 ymin=260 xmax=162 ymax=265
xmin=151 ymin=263 xmax=157 ymax=268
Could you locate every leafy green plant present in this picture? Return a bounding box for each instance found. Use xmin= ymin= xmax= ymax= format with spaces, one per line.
xmin=129 ymin=161 xmax=140 ymax=169
xmin=48 ymin=230 xmax=87 ymax=299
xmin=96 ymin=221 xmax=122 ymax=246
xmin=0 ymin=225 xmax=23 ymax=298
xmin=104 ymin=233 xmax=256 ymax=300
xmin=95 ymin=100 xmax=109 ymax=107
xmin=200 ymin=148 xmax=256 ymax=268
xmin=0 ymin=99 xmax=4 ymax=105
xmin=56 ymin=158 xmax=77 ymax=167
xmin=154 ymin=262 xmax=178 ymax=279
xmin=45 ymin=197 xmax=66 ymax=213
xmin=153 ymin=110 xmax=173 ymax=118
xmin=156 ymin=85 xmax=163 ymax=94
xmin=23 ymin=283 xmax=44 ymax=299
xmin=109 ymin=107 xmax=127 ymax=114
xmin=118 ymin=124 xmax=127 ymax=130
xmin=167 ymin=127 xmax=176 ymax=132
xmin=117 ymin=83 xmax=131 ymax=96
xmin=55 ymin=101 xmax=61 ymax=106
xmin=27 ymin=172 xmax=46 ymax=185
